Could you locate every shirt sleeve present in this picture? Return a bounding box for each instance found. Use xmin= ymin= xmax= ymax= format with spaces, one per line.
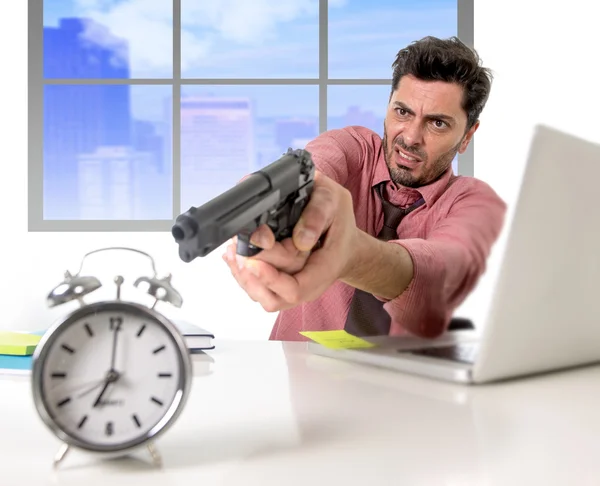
xmin=304 ymin=126 xmax=376 ymax=185
xmin=382 ymin=180 xmax=507 ymax=338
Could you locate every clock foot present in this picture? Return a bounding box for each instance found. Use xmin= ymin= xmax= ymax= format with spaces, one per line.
xmin=53 ymin=443 xmax=70 ymax=469
xmin=147 ymin=441 xmax=163 ymax=468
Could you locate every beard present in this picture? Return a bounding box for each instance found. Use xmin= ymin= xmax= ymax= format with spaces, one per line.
xmin=383 ymin=130 xmax=462 ymax=188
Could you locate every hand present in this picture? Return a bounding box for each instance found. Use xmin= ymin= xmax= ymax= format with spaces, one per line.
xmin=222 ymin=171 xmax=358 ymax=312
xmin=76 ymin=378 xmax=107 ymax=399
xmin=92 ymin=380 xmax=111 ymax=408
xmin=92 ymin=370 xmax=120 ymax=407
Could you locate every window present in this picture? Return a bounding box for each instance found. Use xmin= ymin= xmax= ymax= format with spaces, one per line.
xmin=28 ymin=0 xmax=473 ymax=231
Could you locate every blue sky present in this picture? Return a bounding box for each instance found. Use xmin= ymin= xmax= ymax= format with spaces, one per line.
xmin=43 ymin=0 xmax=457 ymax=120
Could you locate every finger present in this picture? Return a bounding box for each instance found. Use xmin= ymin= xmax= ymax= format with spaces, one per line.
xmin=249 ymin=223 xmax=275 ymax=250
xmin=251 ymin=238 xmax=310 ymax=274
xmin=293 ymin=171 xmax=337 ymax=251
xmin=225 ymin=241 xmax=242 ymax=269
xmin=239 ymin=268 xmax=288 ymax=312
xmin=244 ymin=259 xmax=302 ymax=305
xmin=223 ymin=247 xmax=288 ymax=312
xmin=237 ymin=174 xmax=251 ymax=184
xmin=289 ymin=248 xmax=339 ymax=302
xmin=292 ymin=188 xmax=354 ymax=301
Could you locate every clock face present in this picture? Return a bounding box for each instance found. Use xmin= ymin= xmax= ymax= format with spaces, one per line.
xmin=32 ymin=301 xmax=190 ymax=453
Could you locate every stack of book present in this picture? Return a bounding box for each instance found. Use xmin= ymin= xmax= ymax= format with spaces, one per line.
xmin=0 ymin=320 xmax=214 ymax=376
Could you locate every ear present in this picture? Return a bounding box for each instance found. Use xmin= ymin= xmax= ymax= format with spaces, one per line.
xmin=458 ymin=120 xmax=480 ymax=154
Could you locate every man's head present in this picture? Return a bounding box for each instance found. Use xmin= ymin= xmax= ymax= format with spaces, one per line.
xmin=382 ymin=36 xmax=493 ymax=188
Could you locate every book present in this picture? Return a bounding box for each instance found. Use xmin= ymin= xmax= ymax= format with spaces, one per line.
xmin=0 ymin=331 xmax=42 ymax=356
xmin=172 ymin=319 xmax=215 ymax=351
xmin=0 ymin=350 xmax=215 ymax=376
xmin=0 ymin=319 xmax=213 ymax=375
xmin=0 ymin=354 xmax=32 ymax=376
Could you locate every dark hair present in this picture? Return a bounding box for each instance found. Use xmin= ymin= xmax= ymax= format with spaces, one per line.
xmin=391 ymin=36 xmax=493 ymax=130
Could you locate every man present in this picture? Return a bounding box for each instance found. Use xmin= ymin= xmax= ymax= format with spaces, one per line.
xmin=222 ymin=36 xmax=506 ymax=341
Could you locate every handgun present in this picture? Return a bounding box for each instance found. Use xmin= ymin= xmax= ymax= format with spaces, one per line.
xmin=171 ymin=148 xmax=316 ymax=263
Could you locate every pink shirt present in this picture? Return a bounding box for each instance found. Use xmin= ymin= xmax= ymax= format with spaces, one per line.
xmin=269 ymin=126 xmax=507 ymax=341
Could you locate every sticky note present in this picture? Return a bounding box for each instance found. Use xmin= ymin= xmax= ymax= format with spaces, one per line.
xmin=0 ymin=331 xmax=42 ymax=356
xmin=300 ymin=330 xmax=376 ymax=349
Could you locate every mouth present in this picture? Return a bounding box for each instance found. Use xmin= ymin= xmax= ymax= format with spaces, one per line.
xmin=394 ymin=146 xmax=422 ymax=168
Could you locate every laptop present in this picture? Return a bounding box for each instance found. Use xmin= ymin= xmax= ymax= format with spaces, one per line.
xmin=309 ymin=124 xmax=600 ymax=384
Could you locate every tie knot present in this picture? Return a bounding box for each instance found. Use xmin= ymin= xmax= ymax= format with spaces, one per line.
xmin=376 ymin=182 xmax=424 ymax=240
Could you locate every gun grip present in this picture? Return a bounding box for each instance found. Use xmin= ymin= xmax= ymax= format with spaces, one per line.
xmin=236 ymin=237 xmax=263 ymax=257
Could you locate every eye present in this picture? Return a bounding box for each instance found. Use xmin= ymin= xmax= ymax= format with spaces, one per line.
xmin=432 ymin=119 xmax=448 ymax=129
xmin=395 ymin=108 xmax=408 ymax=117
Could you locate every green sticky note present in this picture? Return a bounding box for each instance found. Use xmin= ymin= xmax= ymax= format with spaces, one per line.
xmin=0 ymin=331 xmax=42 ymax=356
xmin=300 ymin=330 xmax=376 ymax=349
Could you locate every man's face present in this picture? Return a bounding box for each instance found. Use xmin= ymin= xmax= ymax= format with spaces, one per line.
xmin=382 ymin=74 xmax=479 ymax=188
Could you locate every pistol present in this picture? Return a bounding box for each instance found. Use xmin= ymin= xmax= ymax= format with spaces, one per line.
xmin=172 ymin=148 xmax=315 ymax=263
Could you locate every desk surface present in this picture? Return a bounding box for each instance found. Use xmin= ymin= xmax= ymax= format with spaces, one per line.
xmin=1 ymin=339 xmax=599 ymax=485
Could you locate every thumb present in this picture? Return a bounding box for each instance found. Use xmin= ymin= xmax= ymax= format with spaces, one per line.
xmin=293 ymin=171 xmax=336 ymax=252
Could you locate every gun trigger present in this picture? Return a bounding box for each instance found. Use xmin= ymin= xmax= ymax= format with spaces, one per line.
xmin=236 ymin=236 xmax=263 ymax=257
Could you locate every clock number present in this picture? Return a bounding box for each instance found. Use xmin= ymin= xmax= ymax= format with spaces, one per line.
xmin=109 ymin=317 xmax=123 ymax=331
xmin=106 ymin=421 xmax=114 ymax=436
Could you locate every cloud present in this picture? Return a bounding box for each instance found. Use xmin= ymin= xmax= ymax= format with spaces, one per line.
xmin=71 ymin=0 xmax=346 ymax=77
xmin=181 ymin=0 xmax=319 ymax=44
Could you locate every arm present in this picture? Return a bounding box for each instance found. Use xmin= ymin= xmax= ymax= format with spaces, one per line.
xmin=341 ymin=181 xmax=507 ymax=338
xmin=304 ymin=126 xmax=378 ymax=186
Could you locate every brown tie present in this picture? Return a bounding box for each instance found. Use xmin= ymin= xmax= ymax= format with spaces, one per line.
xmin=344 ymin=182 xmax=424 ymax=336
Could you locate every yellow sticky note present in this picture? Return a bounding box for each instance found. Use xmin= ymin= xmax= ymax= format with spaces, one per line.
xmin=0 ymin=332 xmax=42 ymax=356
xmin=300 ymin=330 xmax=375 ymax=349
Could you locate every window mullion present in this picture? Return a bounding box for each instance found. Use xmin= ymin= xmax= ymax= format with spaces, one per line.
xmin=172 ymin=0 xmax=182 ymax=219
xmin=319 ymin=0 xmax=328 ymax=134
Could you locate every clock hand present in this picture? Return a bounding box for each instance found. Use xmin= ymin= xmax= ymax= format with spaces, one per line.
xmin=92 ymin=369 xmax=120 ymax=407
xmin=92 ymin=381 xmax=110 ymax=408
xmin=76 ymin=379 xmax=107 ymax=399
xmin=110 ymin=321 xmax=119 ymax=371
xmin=91 ymin=322 xmax=121 ymax=406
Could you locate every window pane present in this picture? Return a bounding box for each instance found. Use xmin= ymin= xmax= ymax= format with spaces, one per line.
xmin=180 ymin=86 xmax=318 ymax=211
xmin=328 ymin=85 xmax=388 ymax=137
xmin=43 ymin=1 xmax=172 ymax=78
xmin=328 ymin=85 xmax=458 ymax=173
xmin=43 ymin=85 xmax=172 ymax=220
xmin=328 ymin=0 xmax=457 ymax=79
xmin=180 ymin=0 xmax=319 ymax=78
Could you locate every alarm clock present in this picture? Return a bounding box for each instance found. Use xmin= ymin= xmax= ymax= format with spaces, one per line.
xmin=31 ymin=246 xmax=193 ymax=469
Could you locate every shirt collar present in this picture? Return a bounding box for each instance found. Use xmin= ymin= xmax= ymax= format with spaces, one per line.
xmin=372 ymin=151 xmax=455 ymax=208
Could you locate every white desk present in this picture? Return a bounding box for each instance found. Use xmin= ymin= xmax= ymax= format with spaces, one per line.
xmin=1 ymin=339 xmax=599 ymax=485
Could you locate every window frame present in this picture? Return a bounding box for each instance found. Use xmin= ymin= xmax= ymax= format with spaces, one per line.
xmin=28 ymin=0 xmax=474 ymax=232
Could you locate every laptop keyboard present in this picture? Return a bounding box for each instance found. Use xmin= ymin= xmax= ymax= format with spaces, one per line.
xmin=402 ymin=343 xmax=479 ymax=364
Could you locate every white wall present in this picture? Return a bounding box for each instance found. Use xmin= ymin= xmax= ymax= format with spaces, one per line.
xmin=0 ymin=1 xmax=597 ymax=338
xmin=457 ymin=0 xmax=600 ymax=325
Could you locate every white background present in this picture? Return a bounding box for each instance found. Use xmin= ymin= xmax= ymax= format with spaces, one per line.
xmin=1 ymin=1 xmax=598 ymax=339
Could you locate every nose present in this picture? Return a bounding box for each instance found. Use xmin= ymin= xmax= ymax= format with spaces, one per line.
xmin=401 ymin=120 xmax=424 ymax=147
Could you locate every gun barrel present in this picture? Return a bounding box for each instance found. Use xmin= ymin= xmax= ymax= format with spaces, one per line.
xmin=172 ymin=148 xmax=314 ymax=262
xmin=172 ymin=172 xmax=273 ymax=260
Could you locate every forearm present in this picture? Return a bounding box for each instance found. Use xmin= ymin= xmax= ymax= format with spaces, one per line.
xmin=341 ymin=231 xmax=485 ymax=338
xmin=340 ymin=228 xmax=414 ymax=300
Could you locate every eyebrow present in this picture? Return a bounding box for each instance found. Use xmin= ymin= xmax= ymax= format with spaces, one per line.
xmin=392 ymin=101 xmax=456 ymax=125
